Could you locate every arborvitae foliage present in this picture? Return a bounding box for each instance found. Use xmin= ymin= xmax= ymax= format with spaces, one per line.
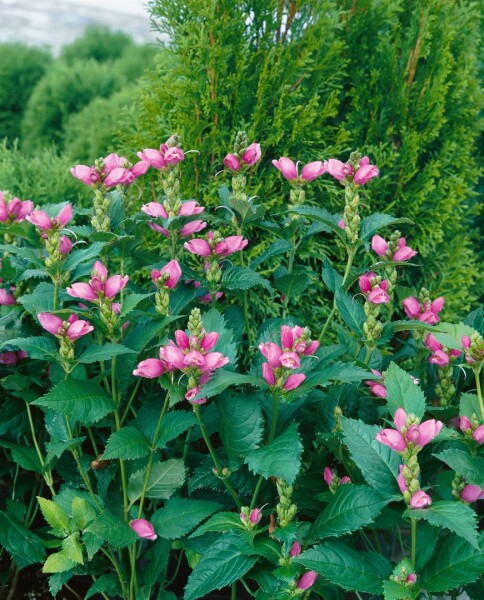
xmin=123 ymin=0 xmax=482 ymax=317
xmin=0 ymin=43 xmax=52 ymax=143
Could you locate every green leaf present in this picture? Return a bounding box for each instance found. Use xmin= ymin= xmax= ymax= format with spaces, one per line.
xmin=0 ymin=441 xmax=43 ymax=473
xmin=85 ymin=574 xmax=121 ymax=600
xmin=71 ymin=497 xmax=97 ymax=529
xmin=1 ymin=336 xmax=57 ymax=360
xmin=120 ymin=293 xmax=152 ymax=318
xmin=250 ymin=239 xmax=292 ymax=268
xmin=459 ymin=393 xmax=481 ymax=420
xmin=201 ymin=309 xmax=238 ymax=369
xmin=189 ymin=512 xmax=246 ymax=538
xmin=404 ymin=501 xmax=479 ymax=548
xmin=335 ymin=288 xmax=365 ymax=337
xmin=322 ymin=259 xmax=343 ymax=293
xmin=415 ymin=522 xmax=440 ymax=571
xmin=32 ymin=378 xmax=116 ymax=424
xmin=192 ymin=369 xmax=265 ymax=402
xmin=128 ymin=458 xmax=186 ymax=502
xmin=221 ymin=266 xmax=273 ymax=294
xmin=245 ymin=423 xmax=303 ymax=485
xmin=37 ymin=498 xmax=69 ymax=535
xmin=290 ymin=205 xmax=346 ymax=241
xmin=311 ymin=485 xmax=389 ymax=540
xmin=384 ymin=362 xmax=426 ymax=420
xmin=77 ymin=343 xmax=135 ymax=364
xmin=293 ymin=541 xmax=392 ymax=594
xmin=433 ymin=448 xmax=484 ymax=488
xmin=184 ymin=532 xmax=257 ymax=600
xmin=63 ymin=242 xmax=106 ymax=271
xmin=273 ymin=273 xmax=309 ymax=299
xmin=43 ymin=550 xmax=78 ymax=574
xmin=151 ymin=499 xmax=222 ymax=539
xmin=217 ymin=393 xmax=263 ymax=466
xmin=156 ymin=411 xmax=197 ymax=448
xmin=341 ymin=418 xmax=401 ymax=499
xmin=420 ymin=534 xmax=484 ymax=592
xmin=17 ymin=282 xmax=66 ymax=315
xmin=62 ymin=533 xmax=83 ymax=565
xmin=0 ymin=510 xmax=46 ymax=567
xmin=85 ymin=510 xmax=138 ymax=548
xmin=359 ymin=214 xmax=413 ymax=241
xmin=383 ymin=580 xmax=417 ymax=600
xmin=101 ymin=426 xmax=150 ymax=461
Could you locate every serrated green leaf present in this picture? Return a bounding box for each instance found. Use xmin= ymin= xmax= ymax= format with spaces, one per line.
xmin=433 ymin=448 xmax=484 ymax=488
xmin=222 ymin=266 xmax=273 ymax=294
xmin=77 ymin=343 xmax=136 ymax=364
xmin=151 ymin=499 xmax=222 ymax=539
xmin=37 ymin=498 xmax=69 ymax=535
xmin=189 ymin=512 xmax=246 ymax=538
xmin=17 ymin=282 xmax=69 ymax=315
xmin=250 ymin=239 xmax=292 ymax=268
xmin=359 ymin=214 xmax=413 ymax=241
xmin=63 ymin=242 xmax=106 ymax=270
xmin=217 ymin=393 xmax=263 ymax=466
xmin=0 ymin=510 xmax=46 ymax=567
xmin=312 ymin=485 xmax=389 ymax=540
xmin=1 ymin=336 xmax=57 ymax=360
xmin=128 ymin=458 xmax=186 ymax=502
xmin=102 ymin=426 xmax=150 ymax=461
xmin=192 ymin=369 xmax=264 ymax=401
xmin=321 ymin=259 xmax=343 ymax=293
xmin=383 ymin=580 xmax=417 ymax=600
xmin=0 ymin=441 xmax=43 ymax=473
xmin=293 ymin=541 xmax=392 ymax=594
xmin=85 ymin=574 xmax=121 ymax=600
xmin=45 ymin=436 xmax=86 ymax=458
xmin=404 ymin=501 xmax=479 ymax=548
xmin=85 ymin=510 xmax=138 ymax=548
xmin=385 ymin=362 xmax=426 ymax=420
xmin=273 ymin=273 xmax=309 ymax=299
xmin=290 ymin=205 xmax=345 ymax=241
xmin=120 ymin=293 xmax=152 ymax=318
xmin=420 ymin=534 xmax=484 ymax=592
xmin=459 ymin=393 xmax=481 ymax=420
xmin=62 ymin=533 xmax=83 ymax=564
xmin=335 ymin=288 xmax=365 ymax=336
xmin=245 ymin=423 xmax=303 ymax=485
xmin=32 ymin=378 xmax=115 ymax=424
xmin=156 ymin=411 xmax=197 ymax=448
xmin=341 ymin=418 xmax=401 ymax=499
xmin=71 ymin=497 xmax=97 ymax=530
xmin=184 ymin=532 xmax=257 ymax=600
xmin=43 ymin=550 xmax=78 ymax=574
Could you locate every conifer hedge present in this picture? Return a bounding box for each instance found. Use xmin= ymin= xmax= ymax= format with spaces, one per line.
xmin=124 ymin=0 xmax=483 ymax=318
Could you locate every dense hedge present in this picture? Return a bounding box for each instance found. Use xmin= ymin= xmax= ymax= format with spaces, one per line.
xmin=123 ymin=0 xmax=483 ymax=318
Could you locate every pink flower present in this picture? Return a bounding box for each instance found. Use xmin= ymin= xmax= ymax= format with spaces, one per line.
xmin=262 ymin=363 xmax=276 ymax=386
xmin=184 ymin=238 xmax=211 ymax=257
xmin=279 ymin=351 xmax=300 ymax=369
xmin=104 ymin=275 xmax=129 ymax=300
xmin=410 ymin=490 xmax=432 ymax=509
xmin=353 ymin=157 xmax=379 ymax=185
xmin=324 ymin=467 xmax=334 ymax=487
xmin=104 ymin=168 xmax=135 ymax=188
xmin=325 ymin=158 xmax=353 ymax=182
xmin=340 ymin=476 xmax=351 ymax=484
xmin=338 ymin=219 xmax=346 ymax=230
xmin=133 ymin=358 xmax=165 ymax=378
xmin=431 ymin=297 xmax=445 ymax=313
xmin=160 ymin=345 xmax=185 ymax=370
xmin=393 ymin=238 xmax=418 ymax=261
xmin=103 ymin=153 xmax=128 ymax=172
xmin=371 ymin=235 xmax=389 ymax=257
xmin=460 ymin=484 xmax=484 ymax=503
xmin=297 ymin=571 xmax=318 ymax=591
xmin=283 ymin=373 xmax=306 ymax=391
xmin=460 ymin=416 xmax=472 ymax=432
xmin=200 ymin=332 xmax=219 ymax=351
xmin=214 ymin=235 xmax=248 ymax=256
xmin=473 ymin=425 xmax=484 ymax=444
xmin=249 ymin=508 xmax=263 ymax=524
xmin=65 ymin=319 xmax=94 ymax=340
xmin=67 ymin=282 xmax=98 ymax=302
xmin=0 ymin=287 xmax=15 ymax=305
xmin=152 ymin=260 xmax=182 ymax=289
xmin=0 ymin=194 xmax=34 ymax=222
xmin=67 ymin=262 xmax=128 ymax=303
xmin=223 ymin=153 xmax=241 ymax=171
xmin=259 ymin=342 xmax=283 ymax=368
xmin=397 ymin=465 xmax=407 ymax=494
xmin=201 ymin=352 xmax=229 ymax=371
xmin=38 ymin=313 xmax=64 ymax=336
xmin=366 ymin=371 xmax=387 ymax=398
xmin=70 ymin=165 xmax=101 ymax=186
xmin=164 ymin=147 xmax=185 ymax=164
xmin=301 ymin=161 xmax=327 ymax=181
xmin=403 ymin=297 xmax=421 ymax=319
xmin=375 ymin=429 xmax=407 ymax=452
xmin=60 ymin=236 xmax=72 ymax=255
xmin=425 ymin=334 xmax=442 ymax=353
xmin=242 ymin=143 xmax=261 ymax=166
xmin=272 ymin=157 xmax=298 ymax=181
xmin=141 ymin=202 xmax=169 ymax=219
xmin=289 ymin=541 xmax=302 ymax=558
xmin=406 ymin=573 xmax=417 ymax=584
xmin=129 ymin=519 xmax=157 ymax=541
xmin=178 ymin=201 xmax=204 ymax=216
xmin=179 ymin=220 xmax=207 ymax=237
xmin=413 ymin=420 xmax=443 ymax=446
xmin=368 ymin=286 xmax=390 ymax=304
xmin=26 ymin=204 xmax=73 ymax=231
xmin=429 ymin=350 xmax=450 ymax=366
xmin=371 ymin=235 xmax=417 ymax=262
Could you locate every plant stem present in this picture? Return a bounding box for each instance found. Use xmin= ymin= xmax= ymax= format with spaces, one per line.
xmin=231 ymin=582 xmax=237 ymax=600
xmin=101 ymin=547 xmax=129 ymax=599
xmin=411 ymin=518 xmax=417 ymax=568
xmin=137 ymin=392 xmax=170 ymax=518
xmin=474 ymin=366 xmax=484 ymax=419
xmin=121 ymin=380 xmax=141 ymax=425
xmin=318 ymin=245 xmax=357 ymax=343
xmin=25 ymin=401 xmax=56 ymax=497
xmin=193 ymin=405 xmax=241 ymax=509
xmin=363 ymin=345 xmax=374 ymax=366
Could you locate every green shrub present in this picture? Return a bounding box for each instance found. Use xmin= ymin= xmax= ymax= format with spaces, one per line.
xmin=0 ymin=43 xmax=52 ymax=142
xmin=60 ymin=26 xmax=133 ymax=64
xmin=122 ymin=0 xmax=483 ymax=318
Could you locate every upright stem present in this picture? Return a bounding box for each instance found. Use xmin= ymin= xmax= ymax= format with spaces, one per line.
xmin=193 ymin=405 xmax=241 ymax=509
xmin=231 ymin=583 xmax=237 ymax=600
xmin=53 ymin=279 xmax=59 ymax=312
xmin=474 ymin=366 xmax=484 ymax=419
xmin=363 ymin=345 xmax=374 ymax=366
xmin=318 ymin=246 xmax=357 ymax=343
xmin=25 ymin=402 xmax=56 ymax=497
xmin=411 ymin=518 xmax=417 ymax=568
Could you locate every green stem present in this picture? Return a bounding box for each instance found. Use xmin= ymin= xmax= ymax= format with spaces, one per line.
xmin=25 ymin=402 xmax=56 ymax=497
xmin=231 ymin=582 xmax=237 ymax=600
xmin=137 ymin=392 xmax=170 ymax=518
xmin=411 ymin=518 xmax=417 ymax=568
xmin=193 ymin=405 xmax=242 ymax=509
xmin=474 ymin=366 xmax=484 ymax=419
xmin=121 ymin=380 xmax=141 ymax=425
xmin=363 ymin=345 xmax=374 ymax=366
xmin=53 ymin=279 xmax=59 ymax=312
xmin=318 ymin=246 xmax=357 ymax=343
xmin=101 ymin=548 xmax=129 ymax=599
xmin=114 ymin=409 xmax=129 ymax=516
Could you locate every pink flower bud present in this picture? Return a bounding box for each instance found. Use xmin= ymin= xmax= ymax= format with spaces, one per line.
xmin=459 ymin=416 xmax=472 ymax=432
xmin=155 ymin=260 xmax=182 ymax=289
xmin=66 ymin=319 xmax=94 ymax=340
xmin=60 ymin=236 xmax=72 ymax=255
xmin=200 ymin=332 xmax=219 ymax=351
xmin=38 ymin=313 xmax=64 ymax=336
xmin=70 ymin=165 xmax=101 ymax=186
xmin=179 ymin=220 xmax=207 ymax=237
xmin=325 ymin=159 xmax=353 ymax=182
xmin=272 ymin=157 xmax=298 ymax=180
xmin=461 ymin=335 xmax=471 ymax=349
xmin=460 ymin=484 xmax=484 ymax=503
xmin=160 ymin=345 xmax=185 ymax=370
xmin=473 ymin=425 xmax=484 ymax=444
xmin=375 ymin=429 xmax=407 ymax=452
xmin=178 ymin=201 xmax=205 ymax=216
xmin=397 ymin=465 xmax=407 ymax=494
xmin=174 ymin=330 xmax=190 ymax=350
xmin=242 ymin=143 xmax=261 ymax=166
xmin=259 ymin=342 xmax=283 ymax=368
xmin=104 ymin=275 xmax=129 ymax=300
xmin=0 ymin=287 xmax=15 ymax=305
xmin=403 ymin=297 xmax=421 ymax=319
xmin=410 ymin=490 xmax=432 ymax=509
xmin=262 ymin=363 xmax=276 ymax=386
xmin=407 ymin=574 xmax=417 ymax=584
xmin=214 ymin=235 xmax=248 ymax=256
xmin=104 ymin=168 xmax=135 ymax=188
xmin=338 ymin=219 xmax=346 ymax=230
xmin=425 ymin=334 xmax=442 ymax=353
xmin=353 ymin=163 xmax=379 ymax=185
xmin=129 ymin=518 xmax=157 ymax=541
xmin=202 ymin=352 xmax=229 ymax=371
xmin=297 ymin=571 xmax=318 ymax=591
xmin=185 ymin=387 xmax=206 ymax=404
xmin=324 ymin=467 xmax=334 ymax=486
xmin=340 ymin=476 xmax=351 ymax=484
xmin=164 ymin=147 xmax=185 ymax=165
xmin=183 ymin=350 xmax=206 ymax=368
xmin=419 ymin=310 xmax=439 ymax=325
xmin=367 ymin=382 xmax=387 ymax=398
xmin=368 ymin=287 xmax=390 ymax=304
xmin=301 ymin=161 xmax=327 ymax=181
xmin=26 ymin=210 xmax=52 ymax=231
xmin=223 ymin=153 xmax=241 ymax=171
xmin=430 ymin=297 xmax=444 ymax=313
xmin=289 ymin=541 xmax=302 ymax=558
xmin=280 ymin=352 xmax=300 ymax=369
xmin=184 ymin=238 xmax=212 ymax=257
xmin=393 ymin=244 xmax=417 ymax=262
xmin=284 ymin=373 xmax=306 ymax=391
xmin=394 ymin=408 xmax=407 ymax=432
xmin=142 ymin=202 xmax=169 ymax=219
xmin=103 ymin=153 xmax=127 ymax=172
xmin=414 ymin=419 xmax=443 ymax=447
xmin=131 ymin=160 xmax=150 ymax=177
xmin=303 ymin=340 xmax=319 ymax=356
xmin=371 ymin=235 xmax=389 ymax=257
xmin=249 ymin=508 xmax=262 ymax=524
xmin=358 ymin=273 xmax=373 ymax=293
xmin=133 ymin=358 xmax=165 ymax=378
xmin=429 ymin=350 xmax=449 ymax=366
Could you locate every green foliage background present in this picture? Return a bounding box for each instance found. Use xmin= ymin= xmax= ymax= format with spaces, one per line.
xmin=121 ymin=0 xmax=483 ymax=318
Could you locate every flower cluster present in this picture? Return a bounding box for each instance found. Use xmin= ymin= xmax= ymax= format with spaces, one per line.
xmin=142 ymin=199 xmax=206 ymax=237
xmin=71 ymin=152 xmax=136 ymax=189
xmin=461 ymin=333 xmax=484 ymax=366
xmin=403 ymin=290 xmax=444 ymax=325
xmin=0 ymin=279 xmax=15 ymax=305
xmin=324 ymin=467 xmax=351 ymax=493
xmin=424 ymin=334 xmax=461 ymax=367
xmin=239 ymin=506 xmax=262 ymax=530
xmin=38 ymin=313 xmax=94 ymax=341
xmin=132 ymin=137 xmax=185 ymax=176
xmin=326 ymin=155 xmax=379 ymax=185
xmin=134 ymin=308 xmax=229 ymax=404
xmin=460 ymin=416 xmax=484 ymax=444
xmin=224 ymin=141 xmax=261 ymax=171
xmin=372 ymin=234 xmax=417 ymax=262
xmin=272 ymin=157 xmax=327 ymax=183
xmin=0 ymin=350 xmax=27 ymax=365
xmin=259 ymin=325 xmax=318 ymax=393
xmin=358 ymin=272 xmax=390 ymax=305
xmin=184 ymin=231 xmax=248 ymax=258
xmin=151 ymin=259 xmax=182 ymax=315
xmin=389 ymin=560 xmax=417 ymax=587
xmin=0 ymin=192 xmax=33 ymax=224
xmin=26 ymin=204 xmax=73 ymax=268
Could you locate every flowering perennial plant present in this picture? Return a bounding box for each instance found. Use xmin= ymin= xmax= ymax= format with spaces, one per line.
xmin=0 ymin=132 xmax=483 ymax=600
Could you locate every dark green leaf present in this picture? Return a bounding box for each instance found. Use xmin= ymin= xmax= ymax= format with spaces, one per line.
xmin=290 ymin=205 xmax=345 ymax=241
xmin=0 ymin=510 xmax=46 ymax=567
xmin=335 ymin=289 xmax=365 ymax=337
xmin=77 ymin=343 xmax=136 ymax=364
xmin=433 ymin=448 xmax=484 ymax=488
xmin=250 ymin=239 xmax=292 ymax=268
xmin=102 ymin=426 xmax=150 ymax=461
xmin=222 ymin=266 xmax=273 ymax=294
xmin=192 ymin=370 xmax=265 ymax=401
xmin=385 ymin=362 xmax=426 ymax=420
xmin=189 ymin=512 xmax=246 ymax=538
xmin=151 ymin=499 xmax=222 ymax=539
xmin=85 ymin=510 xmax=138 ymax=548
xmin=128 ymin=459 xmax=186 ymax=502
xmin=359 ymin=214 xmax=413 ymax=241
xmin=273 ymin=273 xmax=309 ymax=299
xmin=1 ymin=336 xmax=57 ymax=360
